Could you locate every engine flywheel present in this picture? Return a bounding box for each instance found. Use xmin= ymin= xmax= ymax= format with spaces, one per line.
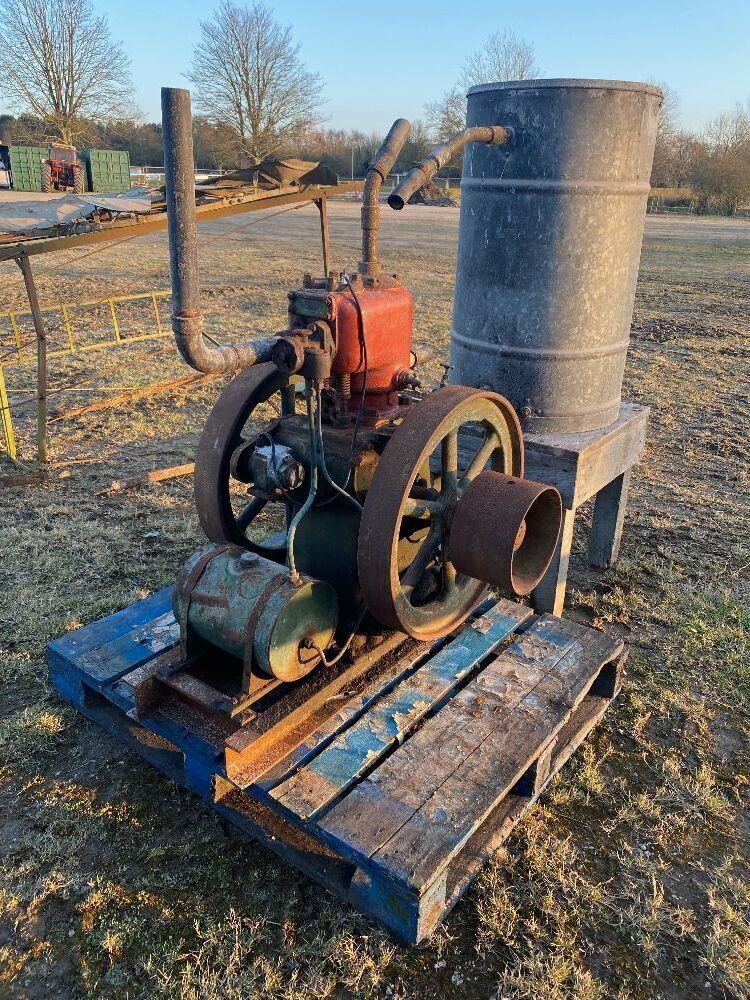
xmin=357 ymin=386 xmax=523 ymax=641
xmin=194 ymin=362 xmax=296 ymax=559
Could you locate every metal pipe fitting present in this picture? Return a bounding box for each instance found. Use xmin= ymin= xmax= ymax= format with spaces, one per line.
xmin=359 ymin=118 xmax=411 ymax=277
xmin=388 ymin=125 xmax=512 ymax=210
xmin=161 ymin=86 xmax=277 ymax=374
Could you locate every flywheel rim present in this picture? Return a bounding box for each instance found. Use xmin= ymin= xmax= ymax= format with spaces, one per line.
xmin=357 ymin=386 xmax=523 ymax=641
xmin=194 ymin=362 xmax=292 ymax=557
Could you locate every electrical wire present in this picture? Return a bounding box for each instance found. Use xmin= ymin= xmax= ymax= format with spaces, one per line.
xmin=286 ymin=384 xmax=318 ymax=584
xmin=301 ymin=605 xmax=368 ymax=667
xmin=314 ymin=383 xmax=362 ymax=514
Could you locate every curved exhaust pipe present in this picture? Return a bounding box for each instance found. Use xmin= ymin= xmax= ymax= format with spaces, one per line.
xmin=358 ymin=117 xmax=411 ymax=277
xmin=388 ymin=125 xmax=512 ymax=211
xmin=161 ymin=87 xmax=276 ymax=374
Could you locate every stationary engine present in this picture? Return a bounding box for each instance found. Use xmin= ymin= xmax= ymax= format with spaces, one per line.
xmin=162 ymin=89 xmax=562 ymax=711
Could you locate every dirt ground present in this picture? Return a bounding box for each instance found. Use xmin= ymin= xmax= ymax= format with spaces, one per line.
xmin=0 ymin=201 xmax=748 ymax=1000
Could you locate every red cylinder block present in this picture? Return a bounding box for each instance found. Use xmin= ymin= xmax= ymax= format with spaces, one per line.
xmin=330 ymin=284 xmax=414 ymax=408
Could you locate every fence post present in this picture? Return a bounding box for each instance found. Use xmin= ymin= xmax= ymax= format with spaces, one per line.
xmin=16 ymin=252 xmax=48 ymax=465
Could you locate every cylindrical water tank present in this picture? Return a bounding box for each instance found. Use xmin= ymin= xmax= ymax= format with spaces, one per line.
xmin=450 ymin=79 xmax=661 ymax=433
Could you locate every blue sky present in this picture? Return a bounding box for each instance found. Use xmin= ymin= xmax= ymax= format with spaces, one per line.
xmin=89 ymin=0 xmax=750 ymax=132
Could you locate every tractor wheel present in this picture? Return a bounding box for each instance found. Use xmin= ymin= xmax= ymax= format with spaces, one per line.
xmin=41 ymin=163 xmax=53 ymax=193
xmin=72 ymin=163 xmax=85 ymax=195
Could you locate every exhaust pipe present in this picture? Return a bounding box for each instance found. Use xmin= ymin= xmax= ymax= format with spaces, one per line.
xmin=358 ymin=118 xmax=411 ymax=277
xmin=388 ymin=125 xmax=512 ymax=210
xmin=161 ymin=86 xmax=276 ymax=374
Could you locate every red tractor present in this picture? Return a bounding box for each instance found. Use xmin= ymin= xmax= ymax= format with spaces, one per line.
xmin=41 ymin=144 xmax=85 ymax=194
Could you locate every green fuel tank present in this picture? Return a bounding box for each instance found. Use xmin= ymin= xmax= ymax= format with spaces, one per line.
xmin=173 ymin=545 xmax=338 ymax=682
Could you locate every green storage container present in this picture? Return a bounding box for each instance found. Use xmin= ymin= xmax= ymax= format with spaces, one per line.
xmin=84 ymin=148 xmax=131 ymax=192
xmin=8 ymin=145 xmax=48 ymax=192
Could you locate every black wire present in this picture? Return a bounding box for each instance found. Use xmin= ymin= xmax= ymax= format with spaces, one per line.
xmin=343 ymin=274 xmax=369 ymax=462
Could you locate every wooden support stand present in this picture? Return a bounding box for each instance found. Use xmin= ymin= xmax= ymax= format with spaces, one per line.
xmin=524 ymin=404 xmax=649 ymax=616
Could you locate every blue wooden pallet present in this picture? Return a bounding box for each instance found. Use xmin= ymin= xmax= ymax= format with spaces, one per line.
xmin=47 ymin=592 xmax=624 ymax=944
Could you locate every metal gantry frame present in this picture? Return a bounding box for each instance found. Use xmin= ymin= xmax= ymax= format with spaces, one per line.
xmin=0 ymin=183 xmax=360 ymax=466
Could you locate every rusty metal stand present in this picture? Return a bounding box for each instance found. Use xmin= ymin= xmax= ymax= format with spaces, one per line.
xmin=314 ymin=195 xmax=330 ymax=276
xmin=15 ymin=251 xmax=48 ymax=465
xmin=525 ymin=403 xmax=649 ymax=615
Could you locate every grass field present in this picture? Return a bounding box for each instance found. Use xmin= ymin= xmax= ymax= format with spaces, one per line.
xmin=0 ymin=202 xmax=748 ymax=999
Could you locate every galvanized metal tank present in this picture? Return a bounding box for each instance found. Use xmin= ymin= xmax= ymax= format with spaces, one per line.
xmin=450 ymin=79 xmax=661 ymax=433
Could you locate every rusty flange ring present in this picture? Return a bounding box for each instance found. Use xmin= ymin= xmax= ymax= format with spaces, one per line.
xmin=449 ymin=471 xmax=562 ymax=595
xmin=357 ymin=386 xmax=523 ymax=640
xmin=194 ymin=362 xmax=292 ymax=558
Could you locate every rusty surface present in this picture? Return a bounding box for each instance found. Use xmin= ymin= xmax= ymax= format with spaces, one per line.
xmin=359 ymin=118 xmax=411 ymax=277
xmin=162 ymin=86 xmax=280 ymax=375
xmin=358 ymin=386 xmax=523 ymax=640
xmin=388 ymin=125 xmax=511 ymax=210
xmin=449 ymin=471 xmax=562 ymax=595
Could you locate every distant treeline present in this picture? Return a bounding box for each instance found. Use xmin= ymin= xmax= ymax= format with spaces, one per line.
xmin=0 ymin=113 xmax=435 ymax=180
xmin=2 ymin=104 xmax=749 ymax=214
xmin=651 ymin=101 xmax=750 ymax=215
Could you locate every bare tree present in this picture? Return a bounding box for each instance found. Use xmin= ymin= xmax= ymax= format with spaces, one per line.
xmin=649 ymin=81 xmax=681 ymax=186
xmin=459 ymin=30 xmax=540 ymax=90
xmin=694 ymin=101 xmax=750 ymax=214
xmin=0 ymin=0 xmax=133 ymax=146
xmin=425 ymin=89 xmax=466 ymax=145
xmin=188 ymin=0 xmax=324 ymax=162
xmin=426 ymin=30 xmax=540 ymax=144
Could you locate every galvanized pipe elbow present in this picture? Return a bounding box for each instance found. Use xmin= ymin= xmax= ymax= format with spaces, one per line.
xmin=162 ymin=86 xmax=276 ymax=375
xmin=388 ymin=125 xmax=512 ymax=210
xmin=359 ymin=118 xmax=411 ymax=277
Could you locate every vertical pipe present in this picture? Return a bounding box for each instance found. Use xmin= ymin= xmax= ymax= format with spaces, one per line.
xmin=315 ymin=196 xmax=330 ymax=276
xmin=358 ymin=118 xmax=410 ymax=277
xmin=16 ymin=253 xmax=47 ymax=464
xmin=161 ymin=87 xmax=202 ymax=336
xmin=161 ymin=86 xmax=277 ymax=374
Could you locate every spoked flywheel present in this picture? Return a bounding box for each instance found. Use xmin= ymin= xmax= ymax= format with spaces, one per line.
xmin=194 ymin=362 xmax=298 ymax=559
xmin=357 ymin=386 xmax=524 ymax=641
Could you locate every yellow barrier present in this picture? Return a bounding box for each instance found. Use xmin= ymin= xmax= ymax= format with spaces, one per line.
xmin=0 ymin=289 xmax=171 ymax=367
xmin=0 ymin=289 xmax=171 ymax=460
xmin=0 ymin=364 xmax=16 ymax=459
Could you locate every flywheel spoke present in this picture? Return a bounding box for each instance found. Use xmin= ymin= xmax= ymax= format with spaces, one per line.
xmin=236 ymin=496 xmax=267 ymax=532
xmin=443 ymin=558 xmax=457 ymax=593
xmin=461 ymin=429 xmax=499 ymax=487
xmin=401 ymin=527 xmax=441 ymax=596
xmin=402 ymin=496 xmax=440 ymax=519
xmin=440 ymin=429 xmax=458 ymax=500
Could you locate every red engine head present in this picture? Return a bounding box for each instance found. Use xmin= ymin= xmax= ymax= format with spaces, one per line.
xmin=289 ymin=277 xmax=414 ymax=421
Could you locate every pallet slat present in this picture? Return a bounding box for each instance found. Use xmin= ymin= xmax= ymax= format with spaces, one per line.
xmin=270 ymin=600 xmax=532 ymax=820
xmin=368 ymin=623 xmax=620 ymax=891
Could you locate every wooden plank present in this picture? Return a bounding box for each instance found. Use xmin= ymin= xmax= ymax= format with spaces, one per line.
xmin=317 ymin=615 xmax=589 ymax=861
xmin=225 ymin=632 xmax=416 ymax=786
xmin=270 ymin=601 xmax=533 ymax=821
xmin=369 ymin=626 xmax=620 ymax=892
xmin=523 ymin=404 xmax=648 ymax=508
xmin=531 ymin=508 xmax=576 ymax=616
xmin=47 ymin=587 xmax=174 ymax=662
xmin=74 ymin=610 xmax=178 ymax=688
